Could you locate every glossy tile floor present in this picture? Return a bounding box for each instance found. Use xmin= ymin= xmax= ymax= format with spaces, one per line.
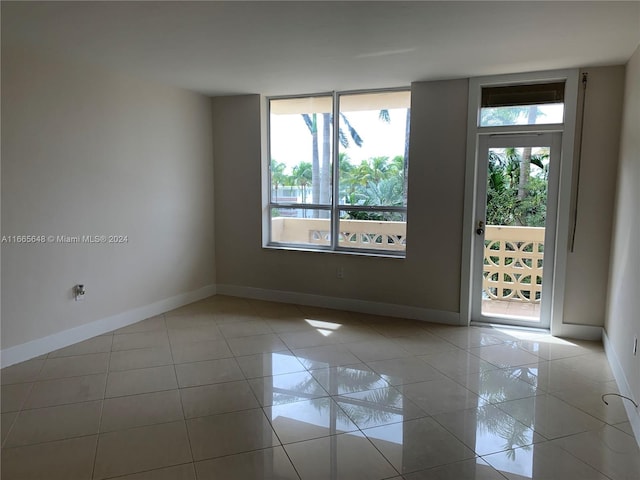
xmin=2 ymin=296 xmax=639 ymax=479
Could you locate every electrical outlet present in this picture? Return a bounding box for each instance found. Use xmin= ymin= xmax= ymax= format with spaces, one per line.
xmin=336 ymin=267 xmax=344 ymax=279
xmin=74 ymin=284 xmax=86 ymax=301
xmin=634 ymin=336 xmax=638 ymax=356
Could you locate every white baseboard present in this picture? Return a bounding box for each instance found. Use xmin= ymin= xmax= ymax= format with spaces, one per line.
xmin=551 ymin=322 xmax=603 ymax=341
xmin=603 ymin=329 xmax=640 ymax=448
xmin=216 ymin=284 xmax=461 ymax=325
xmin=0 ymin=284 xmax=216 ymax=367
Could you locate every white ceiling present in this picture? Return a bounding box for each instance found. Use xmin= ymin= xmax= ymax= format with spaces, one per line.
xmin=2 ymin=1 xmax=639 ymax=96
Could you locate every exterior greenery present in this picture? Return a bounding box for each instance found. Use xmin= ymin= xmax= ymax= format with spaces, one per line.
xmin=486 ymin=147 xmax=549 ymax=227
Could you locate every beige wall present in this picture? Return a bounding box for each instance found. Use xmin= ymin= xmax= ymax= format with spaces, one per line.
xmin=1 ymin=45 xmax=215 ymax=349
xmin=213 ymin=79 xmax=469 ymax=315
xmin=563 ymin=66 xmax=625 ymax=327
xmin=605 ymin=46 xmax=640 ymax=404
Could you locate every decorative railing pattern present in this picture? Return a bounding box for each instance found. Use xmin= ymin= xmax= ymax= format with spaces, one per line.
xmin=271 ymin=217 xmax=406 ymax=251
xmin=483 ymin=226 xmax=545 ymax=304
xmin=272 ymin=218 xmax=544 ymax=303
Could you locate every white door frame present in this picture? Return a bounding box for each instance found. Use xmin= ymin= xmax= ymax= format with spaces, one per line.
xmin=471 ymin=132 xmax=562 ymax=329
xmin=460 ymin=69 xmax=580 ymax=336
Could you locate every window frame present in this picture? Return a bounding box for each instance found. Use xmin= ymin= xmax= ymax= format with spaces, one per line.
xmin=265 ymin=87 xmax=410 ymax=257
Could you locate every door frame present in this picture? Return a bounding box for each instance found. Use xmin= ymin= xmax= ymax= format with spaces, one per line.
xmin=471 ymin=132 xmax=562 ymax=329
xmin=460 ymin=69 xmax=580 ymax=335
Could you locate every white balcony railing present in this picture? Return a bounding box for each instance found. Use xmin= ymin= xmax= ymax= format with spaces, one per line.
xmin=483 ymin=225 xmax=544 ymax=304
xmin=271 ymin=218 xmax=544 ymax=304
xmin=271 ymin=217 xmax=406 ymax=251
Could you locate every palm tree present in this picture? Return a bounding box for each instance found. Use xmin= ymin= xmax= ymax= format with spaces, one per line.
xmin=291 ymin=161 xmax=313 ymax=205
xmin=270 ymin=159 xmax=287 ymax=203
xmin=301 ymin=114 xmax=320 ymax=210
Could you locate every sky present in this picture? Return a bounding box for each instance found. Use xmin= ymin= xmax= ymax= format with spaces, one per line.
xmin=270 ymin=108 xmax=409 ymax=172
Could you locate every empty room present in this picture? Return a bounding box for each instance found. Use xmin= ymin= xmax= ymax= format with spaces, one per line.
xmin=1 ymin=1 xmax=639 ymax=479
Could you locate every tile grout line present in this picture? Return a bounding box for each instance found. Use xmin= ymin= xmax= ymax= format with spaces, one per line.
xmin=90 ymin=332 xmax=114 ymax=480
xmin=164 ymin=314 xmax=197 ymax=474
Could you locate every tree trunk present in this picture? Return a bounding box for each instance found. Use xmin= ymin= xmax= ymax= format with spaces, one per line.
xmin=516 ymin=106 xmax=538 ymax=225
xmin=311 ymin=114 xmax=320 ymax=217
xmin=320 ymin=113 xmax=331 ymax=218
xmin=403 ymin=108 xmax=411 ymax=206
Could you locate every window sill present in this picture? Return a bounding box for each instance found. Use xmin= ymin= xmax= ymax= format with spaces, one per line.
xmin=263 ymin=243 xmax=406 ymax=259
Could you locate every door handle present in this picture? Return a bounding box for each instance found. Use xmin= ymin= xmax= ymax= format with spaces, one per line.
xmin=476 ymin=221 xmax=485 ymax=235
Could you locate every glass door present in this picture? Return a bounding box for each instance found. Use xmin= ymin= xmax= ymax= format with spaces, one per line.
xmin=471 ymin=133 xmax=561 ymax=328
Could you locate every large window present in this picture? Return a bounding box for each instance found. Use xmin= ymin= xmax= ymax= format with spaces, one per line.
xmin=267 ymin=89 xmax=410 ymax=255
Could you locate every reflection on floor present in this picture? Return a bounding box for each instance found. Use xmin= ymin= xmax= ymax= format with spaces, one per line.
xmin=1 ymin=295 xmax=638 ymax=479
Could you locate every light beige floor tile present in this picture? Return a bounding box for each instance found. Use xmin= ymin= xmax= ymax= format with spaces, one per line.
xmin=101 ymin=389 xmax=183 ymax=432
xmin=94 ymin=421 xmax=192 ymax=479
xmin=420 ymin=349 xmax=498 ymax=378
xmin=366 ymin=357 xmax=446 ymax=386
xmin=24 ymin=373 xmax=106 ymax=409
xmin=38 ymin=352 xmax=109 ymax=380
xmin=5 ymin=400 xmax=101 ymax=447
xmin=168 ymin=325 xmax=224 ymax=346
xmin=554 ymin=425 xmax=640 ymax=480
xmin=180 ymin=380 xmax=259 ymax=418
xmin=431 ymin=327 xmax=507 ymax=349
xmin=433 ymin=404 xmax=544 ymax=456
xmin=113 ymin=315 xmax=167 ymax=335
xmin=363 ymin=416 xmax=476 ymax=474
xmin=219 ymin=319 xmax=273 ymax=338
xmin=236 ymin=351 xmax=306 ymax=379
xmin=368 ymin=319 xmax=430 ymax=338
xmin=214 ymin=311 xmax=263 ymax=324
xmin=249 ymin=300 xmax=303 ymax=318
xmin=171 ymin=339 xmax=233 ymax=364
xmin=404 ymin=458 xmax=507 ymax=480
xmin=344 ymin=339 xmax=412 ymax=362
xmin=165 ymin=314 xmax=217 ymax=330
xmin=109 ymin=346 xmax=173 ymax=371
xmin=401 ymin=378 xmax=482 ymax=415
xmin=174 ymin=357 xmax=244 ymax=388
xmin=280 ymin=330 xmax=341 ymax=349
xmin=1 ymin=411 xmax=17 ymax=445
xmin=470 ymin=343 xmax=541 ymax=368
xmin=293 ymin=344 xmax=362 ymax=370
xmin=552 ymin=381 xmax=630 ymax=424
xmin=613 ymin=421 xmax=634 ymax=436
xmin=107 ymin=463 xmax=195 ymax=480
xmin=516 ymin=337 xmax=602 ymax=361
xmin=112 ymin=331 xmax=170 ymax=351
xmin=336 ymin=386 xmax=427 ymax=429
xmin=310 ymin=364 xmax=388 ymax=395
xmin=227 ymin=333 xmax=288 ymax=356
xmin=266 ymin=317 xmax=316 ymax=334
xmin=496 ymin=394 xmax=605 ymax=440
xmin=266 ymin=397 xmax=358 ymax=444
xmin=520 ymin=359 xmax=598 ymax=393
xmin=1 ymin=358 xmax=45 ymax=385
xmin=1 ymin=382 xmax=33 ymax=412
xmin=284 ymin=431 xmax=398 ymax=480
xmin=483 ymin=441 xmax=608 ymax=480
xmin=456 ymin=367 xmax=543 ymax=404
xmin=248 ymin=371 xmax=328 ymax=406
xmin=330 ymin=326 xmax=386 ymax=344
xmin=105 ymin=365 xmax=177 ymax=398
xmin=391 ymin=333 xmax=459 ymax=355
xmin=297 ymin=306 xmax=354 ymax=322
xmin=195 ymin=446 xmax=299 ymax=480
xmin=0 ymin=434 xmax=98 ymax=480
xmin=186 ymin=408 xmax=279 ymax=461
xmin=48 ymin=335 xmax=112 ymax=358
xmin=551 ymin=353 xmax=616 ymax=382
